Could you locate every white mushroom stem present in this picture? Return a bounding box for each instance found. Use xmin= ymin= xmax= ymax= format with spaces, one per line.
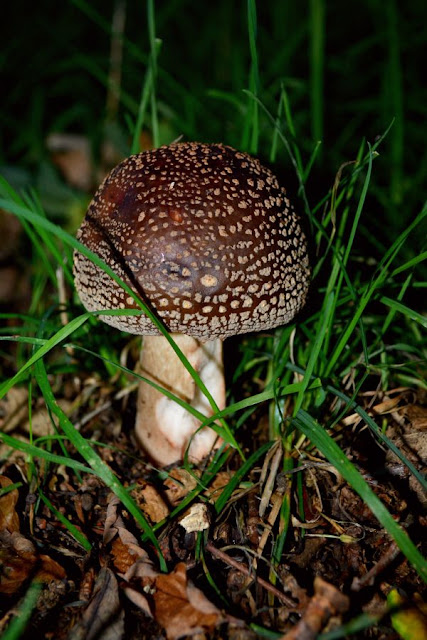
xmin=136 ymin=334 xmax=225 ymax=466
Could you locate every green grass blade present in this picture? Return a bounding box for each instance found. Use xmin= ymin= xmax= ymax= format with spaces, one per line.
xmin=243 ymin=0 xmax=259 ymax=154
xmin=214 ymin=440 xmax=273 ymax=514
xmin=325 ymin=175 xmax=427 ymax=377
xmin=281 ymin=86 xmax=304 ymax=178
xmin=201 ymin=379 xmax=322 ymax=429
xmin=294 ymin=291 xmax=334 ymax=414
xmin=1 ymin=582 xmax=42 ymax=640
xmin=293 ymin=409 xmax=427 ymax=582
xmin=33 ymin=357 xmax=167 ymax=571
xmin=327 ymin=384 xmax=427 ymax=493
xmin=319 ymin=613 xmax=381 ymax=639
xmin=147 ymin=0 xmax=160 ymax=148
xmin=379 ymin=274 xmax=412 ymax=337
xmin=391 ymin=250 xmax=427 ymax=277
xmin=309 ymin=0 xmax=325 ymax=144
xmin=380 ymin=295 xmax=427 ymax=329
xmin=242 ymin=90 xmax=311 ymax=219
xmin=0 ymin=314 xmax=91 ymax=399
xmin=0 ymin=431 xmax=93 ymax=474
xmin=38 ymin=490 xmax=92 ymax=551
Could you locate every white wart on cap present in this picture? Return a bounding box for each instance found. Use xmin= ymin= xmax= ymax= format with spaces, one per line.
xmin=73 ymin=142 xmax=310 ymax=340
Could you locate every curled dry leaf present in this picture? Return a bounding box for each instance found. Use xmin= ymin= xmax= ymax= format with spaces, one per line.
xmin=102 ymin=493 xmax=156 ymax=617
xmin=103 ymin=495 xmax=156 ymax=576
xmin=0 ymin=476 xmax=20 ymax=533
xmin=0 ymin=530 xmax=66 ymax=595
xmin=203 ymin=471 xmax=233 ymax=503
xmin=163 ymin=468 xmax=199 ymax=506
xmin=68 ymin=567 xmax=125 ymax=640
xmin=386 ymin=411 xmax=427 ymax=508
xmin=154 ymin=563 xmax=224 ymax=640
xmin=0 ymin=531 xmax=36 ymax=595
xmin=279 ymin=576 xmax=349 ymax=640
xmin=103 ymin=494 xmax=122 ymax=545
xmin=400 ymin=404 xmax=427 ymax=430
xmin=131 ymin=481 xmax=170 ymax=523
xmin=111 ymin=537 xmax=141 ymax=575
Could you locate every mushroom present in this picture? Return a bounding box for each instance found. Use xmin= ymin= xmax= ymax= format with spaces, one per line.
xmin=73 ymin=142 xmax=310 ymax=466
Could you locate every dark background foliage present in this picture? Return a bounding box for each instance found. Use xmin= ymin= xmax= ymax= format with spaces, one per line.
xmin=1 ymin=1 xmax=426 ymax=243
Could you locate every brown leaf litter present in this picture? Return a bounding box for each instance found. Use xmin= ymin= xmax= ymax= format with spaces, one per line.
xmin=0 ymin=370 xmax=426 ymax=638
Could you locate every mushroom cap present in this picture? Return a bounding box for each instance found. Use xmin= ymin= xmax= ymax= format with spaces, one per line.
xmin=73 ymin=142 xmax=310 ymax=341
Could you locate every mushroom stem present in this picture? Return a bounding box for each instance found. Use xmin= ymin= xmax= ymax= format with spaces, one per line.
xmin=136 ymin=334 xmax=225 ymax=466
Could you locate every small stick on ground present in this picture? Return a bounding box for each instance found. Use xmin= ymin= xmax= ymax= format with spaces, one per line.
xmin=205 ymin=541 xmax=295 ymax=608
xmin=279 ymin=576 xmax=349 ymax=640
xmin=351 ymin=541 xmax=401 ymax=592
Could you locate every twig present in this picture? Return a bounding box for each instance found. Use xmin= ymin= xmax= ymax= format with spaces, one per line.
xmin=351 ymin=541 xmax=401 ymax=591
xmin=259 ymin=441 xmax=282 ymax=517
xmin=205 ymin=541 xmax=295 ymax=607
xmin=279 ymin=577 xmax=349 ymax=640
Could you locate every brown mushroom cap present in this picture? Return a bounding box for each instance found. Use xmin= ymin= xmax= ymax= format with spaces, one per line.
xmin=73 ymin=142 xmax=310 ymax=340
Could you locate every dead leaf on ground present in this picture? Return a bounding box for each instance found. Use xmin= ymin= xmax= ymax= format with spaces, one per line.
xmin=102 ymin=493 xmax=157 ymax=618
xmin=204 ymin=471 xmax=233 ymax=503
xmin=68 ymin=567 xmax=125 ymax=640
xmin=101 ymin=494 xmax=157 ymax=618
xmin=0 ymin=530 xmax=66 ymax=595
xmin=0 ymin=389 xmax=73 ymax=438
xmin=386 ymin=411 xmax=427 ymax=508
xmin=110 ymin=535 xmax=148 ymax=576
xmin=279 ymin=576 xmax=349 ymax=640
xmin=399 ymin=404 xmax=427 ymax=430
xmin=132 ymin=481 xmax=170 ymax=523
xmin=154 ymin=562 xmax=224 ymax=639
xmin=0 ymin=531 xmax=36 ymax=595
xmin=163 ymin=468 xmax=199 ymax=506
xmin=0 ymin=387 xmax=29 ymax=433
xmin=0 ymin=476 xmax=20 ymax=533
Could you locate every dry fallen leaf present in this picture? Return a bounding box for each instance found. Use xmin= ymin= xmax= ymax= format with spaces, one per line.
xmin=132 ymin=481 xmax=170 ymax=523
xmin=0 ymin=530 xmax=66 ymax=595
xmin=0 ymin=387 xmax=29 ymax=433
xmin=68 ymin=567 xmax=125 ymax=640
xmin=154 ymin=562 xmax=224 ymax=639
xmin=279 ymin=576 xmax=349 ymax=640
xmin=103 ymin=494 xmax=157 ymax=584
xmin=400 ymin=404 xmax=427 ymax=430
xmin=0 ymin=531 xmax=36 ymax=595
xmin=386 ymin=414 xmax=427 ymax=507
xmin=163 ymin=468 xmax=199 ymax=506
xmin=0 ymin=476 xmax=20 ymax=533
xmin=203 ymin=471 xmax=233 ymax=503
xmin=111 ymin=536 xmax=141 ymax=575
